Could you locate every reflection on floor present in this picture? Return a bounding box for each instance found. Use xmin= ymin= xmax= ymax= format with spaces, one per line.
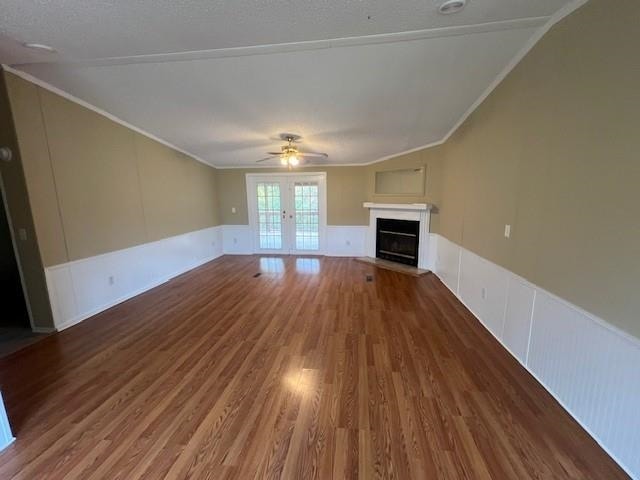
xmin=0 ymin=328 xmax=48 ymax=359
xmin=258 ymin=256 xmax=321 ymax=275
xmin=295 ymin=257 xmax=320 ymax=274
xmin=0 ymin=256 xmax=627 ymax=479
xmin=259 ymin=256 xmax=285 ymax=274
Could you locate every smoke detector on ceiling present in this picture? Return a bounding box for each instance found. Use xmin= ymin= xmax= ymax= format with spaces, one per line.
xmin=438 ymin=0 xmax=467 ymax=15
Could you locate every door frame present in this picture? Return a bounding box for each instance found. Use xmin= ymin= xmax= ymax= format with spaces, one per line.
xmin=246 ymin=172 xmax=327 ymax=255
xmin=0 ymin=171 xmax=36 ymax=332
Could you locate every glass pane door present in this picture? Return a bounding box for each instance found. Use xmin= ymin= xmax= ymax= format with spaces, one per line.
xmin=293 ymin=182 xmax=319 ymax=251
xmin=256 ymin=182 xmax=284 ymax=250
xmin=248 ymin=174 xmax=325 ymax=255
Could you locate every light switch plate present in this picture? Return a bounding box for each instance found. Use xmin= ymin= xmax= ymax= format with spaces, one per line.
xmin=504 ymin=224 xmax=511 ymax=238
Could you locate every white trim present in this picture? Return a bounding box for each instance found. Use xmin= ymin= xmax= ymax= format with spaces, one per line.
xmin=437 ymin=0 xmax=590 ymax=148
xmin=214 ymin=140 xmax=449 ymax=169
xmin=363 ymin=204 xmax=431 ymax=270
xmin=432 ymin=232 xmax=640 ymax=480
xmin=221 ymin=225 xmax=253 ymax=255
xmin=13 ymin=17 xmax=549 ymax=69
xmin=349 ymin=0 xmax=591 ymax=167
xmin=202 ymin=0 xmax=586 ymax=172
xmin=4 ymin=2 xmax=587 ymax=170
xmin=245 ymin=172 xmax=327 ymax=178
xmin=45 ymin=225 xmax=223 ymax=331
xmin=246 ymin=172 xmax=328 ymax=255
xmin=1 ymin=65 xmax=214 ymax=169
xmin=363 ymin=202 xmax=432 ymax=211
xmin=52 ymin=253 xmax=221 ymax=331
xmin=325 ymin=225 xmax=367 ymax=257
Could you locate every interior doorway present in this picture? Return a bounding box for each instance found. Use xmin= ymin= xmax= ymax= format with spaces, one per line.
xmin=0 ymin=176 xmax=42 ymax=358
xmin=0 ymin=184 xmax=29 ymax=328
xmin=246 ymin=173 xmax=327 ymax=255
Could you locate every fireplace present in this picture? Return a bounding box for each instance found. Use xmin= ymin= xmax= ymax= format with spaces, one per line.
xmin=364 ymin=202 xmax=432 ymax=270
xmin=376 ymin=218 xmax=420 ymax=266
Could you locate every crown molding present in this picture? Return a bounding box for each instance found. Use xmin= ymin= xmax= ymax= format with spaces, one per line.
xmin=2 ymin=0 xmax=589 ymax=170
xmin=1 ymin=64 xmax=216 ymax=169
xmin=12 ymin=17 xmax=548 ymax=69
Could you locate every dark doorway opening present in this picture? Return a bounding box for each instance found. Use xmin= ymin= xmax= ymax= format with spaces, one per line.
xmin=0 ymin=186 xmax=37 ymax=358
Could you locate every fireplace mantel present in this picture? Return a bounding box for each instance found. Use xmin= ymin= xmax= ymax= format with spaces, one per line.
xmin=363 ymin=202 xmax=433 ymax=270
xmin=363 ymin=202 xmax=433 ymax=211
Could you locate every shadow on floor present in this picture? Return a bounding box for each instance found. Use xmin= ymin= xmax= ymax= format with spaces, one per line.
xmin=0 ymin=328 xmax=49 ymax=360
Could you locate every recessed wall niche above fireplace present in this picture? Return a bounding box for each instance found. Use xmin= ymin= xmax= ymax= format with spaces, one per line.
xmin=363 ymin=203 xmax=433 ymax=271
xmin=376 ymin=218 xmax=419 ymax=266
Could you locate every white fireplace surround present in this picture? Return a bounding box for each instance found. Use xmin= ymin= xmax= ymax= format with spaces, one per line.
xmin=364 ymin=203 xmax=433 ymax=270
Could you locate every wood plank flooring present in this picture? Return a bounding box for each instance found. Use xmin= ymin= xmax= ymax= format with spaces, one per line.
xmin=0 ymin=255 xmax=629 ymax=479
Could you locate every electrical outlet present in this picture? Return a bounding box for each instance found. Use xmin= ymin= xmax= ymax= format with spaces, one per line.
xmin=481 ymin=287 xmax=487 ymax=300
xmin=18 ymin=228 xmax=27 ymax=241
xmin=108 ymin=275 xmax=115 ymax=286
xmin=212 ymin=240 xmax=216 ymax=247
xmin=231 ymin=207 xmax=236 ymax=214
xmin=233 ymin=237 xmax=238 ymax=244
xmin=504 ymin=224 xmax=511 ymax=238
xmin=346 ymin=240 xmax=351 ymax=246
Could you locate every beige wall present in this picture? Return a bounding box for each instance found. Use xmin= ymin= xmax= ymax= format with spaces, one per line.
xmin=0 ymin=72 xmax=54 ymax=329
xmin=436 ymin=0 xmax=640 ymax=339
xmin=217 ymin=149 xmax=445 ymax=229
xmin=217 ymin=166 xmax=369 ymax=226
xmin=365 ymin=146 xmax=445 ymax=232
xmin=5 ymin=72 xmax=220 ymax=267
xmin=5 ymin=0 xmax=636 ymax=339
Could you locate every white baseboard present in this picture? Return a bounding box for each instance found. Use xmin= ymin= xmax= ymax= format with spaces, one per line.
xmin=433 ymin=234 xmax=640 ymax=480
xmin=221 ymin=224 xmax=368 ymax=257
xmin=42 ymin=224 xmax=638 ymax=477
xmin=44 ymin=223 xmax=367 ymax=331
xmin=45 ymin=226 xmax=223 ymax=331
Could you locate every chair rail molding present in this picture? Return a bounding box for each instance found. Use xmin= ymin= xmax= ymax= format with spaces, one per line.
xmin=432 ymin=234 xmax=640 ymax=480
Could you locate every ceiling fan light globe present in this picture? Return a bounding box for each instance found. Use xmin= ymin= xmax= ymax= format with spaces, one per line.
xmin=289 ymin=155 xmax=299 ymax=166
xmin=280 ymin=156 xmax=288 ymax=166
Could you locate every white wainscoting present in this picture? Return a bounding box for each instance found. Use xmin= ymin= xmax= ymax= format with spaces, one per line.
xmin=222 ymin=224 xmax=367 ymax=257
xmin=44 ymin=223 xmax=366 ymax=331
xmin=45 ymin=226 xmax=223 ymax=331
xmin=40 ymin=222 xmax=640 ymax=477
xmin=432 ymin=234 xmax=640 ymax=479
xmin=326 ymin=226 xmax=367 ymax=257
xmin=458 ymin=249 xmax=510 ymax=338
xmin=0 ymin=392 xmax=14 ymax=452
xmin=434 ymin=234 xmax=462 ymax=293
xmin=221 ymin=225 xmax=254 ymax=255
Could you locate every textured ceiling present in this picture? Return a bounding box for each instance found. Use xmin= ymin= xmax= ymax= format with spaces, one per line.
xmin=0 ymin=0 xmax=580 ymax=166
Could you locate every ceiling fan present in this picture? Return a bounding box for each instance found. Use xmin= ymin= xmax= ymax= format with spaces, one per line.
xmin=257 ymin=133 xmax=328 ymax=168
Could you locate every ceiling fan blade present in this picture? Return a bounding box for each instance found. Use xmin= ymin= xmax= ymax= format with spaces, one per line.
xmin=298 ymin=152 xmax=329 ymax=158
xmin=256 ymin=156 xmax=278 ymax=163
xmin=266 ymin=152 xmax=283 ymax=156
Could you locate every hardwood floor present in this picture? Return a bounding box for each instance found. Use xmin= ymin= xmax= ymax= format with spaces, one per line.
xmin=0 ymin=255 xmax=628 ymax=479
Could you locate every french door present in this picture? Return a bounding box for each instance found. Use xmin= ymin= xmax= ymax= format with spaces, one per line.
xmin=247 ymin=173 xmax=326 ymax=255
